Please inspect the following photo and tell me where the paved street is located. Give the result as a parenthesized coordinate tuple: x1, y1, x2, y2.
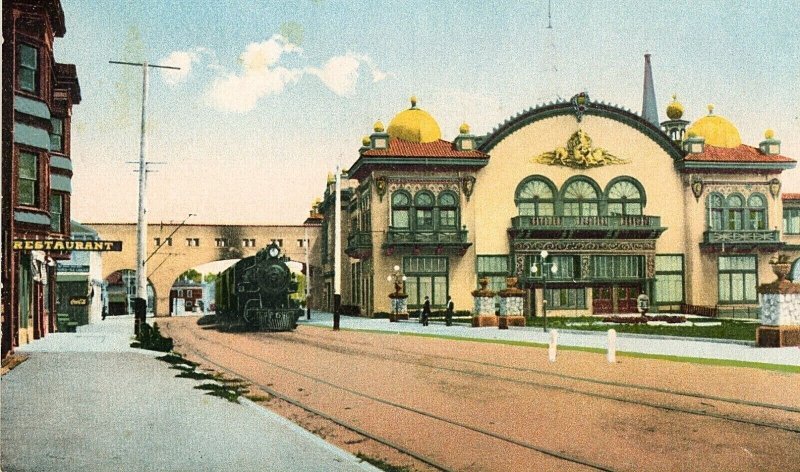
(1, 316, 378, 472)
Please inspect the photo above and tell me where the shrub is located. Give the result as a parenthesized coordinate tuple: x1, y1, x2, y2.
(602, 315, 686, 324)
(132, 322, 174, 352)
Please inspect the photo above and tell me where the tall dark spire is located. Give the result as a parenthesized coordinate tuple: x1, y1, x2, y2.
(642, 54, 659, 126)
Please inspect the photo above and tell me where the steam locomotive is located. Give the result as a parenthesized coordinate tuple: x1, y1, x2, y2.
(214, 242, 302, 331)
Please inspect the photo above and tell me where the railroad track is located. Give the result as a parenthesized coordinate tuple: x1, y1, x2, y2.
(277, 330, 800, 434)
(176, 327, 618, 472)
(165, 323, 799, 471)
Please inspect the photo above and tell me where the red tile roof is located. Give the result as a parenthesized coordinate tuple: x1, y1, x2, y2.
(361, 138, 488, 159)
(782, 193, 800, 201)
(684, 144, 795, 163)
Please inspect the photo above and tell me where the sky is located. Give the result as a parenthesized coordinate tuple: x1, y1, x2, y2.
(55, 0, 800, 225)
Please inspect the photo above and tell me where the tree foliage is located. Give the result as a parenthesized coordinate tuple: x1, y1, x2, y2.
(180, 269, 202, 283)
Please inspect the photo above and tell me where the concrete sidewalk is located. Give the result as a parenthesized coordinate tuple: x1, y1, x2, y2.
(2, 316, 379, 472)
(299, 312, 800, 367)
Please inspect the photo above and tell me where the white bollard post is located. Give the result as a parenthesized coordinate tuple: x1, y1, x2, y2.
(548, 329, 558, 363)
(607, 329, 617, 363)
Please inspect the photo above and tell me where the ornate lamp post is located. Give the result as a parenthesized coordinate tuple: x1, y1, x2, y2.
(387, 265, 408, 322)
(530, 250, 558, 333)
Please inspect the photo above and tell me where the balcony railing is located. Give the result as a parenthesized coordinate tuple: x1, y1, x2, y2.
(347, 231, 373, 248)
(511, 215, 661, 229)
(703, 230, 781, 244)
(385, 229, 468, 245)
(509, 214, 664, 239)
(345, 231, 373, 258)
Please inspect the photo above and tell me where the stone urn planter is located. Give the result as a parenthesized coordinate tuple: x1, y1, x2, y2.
(756, 255, 800, 347)
(471, 277, 497, 327)
(497, 276, 526, 329)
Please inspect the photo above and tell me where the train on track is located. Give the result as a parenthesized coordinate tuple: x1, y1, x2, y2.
(214, 242, 302, 331)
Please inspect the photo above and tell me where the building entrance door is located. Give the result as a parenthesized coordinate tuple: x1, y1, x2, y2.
(592, 286, 613, 314)
(617, 285, 641, 313)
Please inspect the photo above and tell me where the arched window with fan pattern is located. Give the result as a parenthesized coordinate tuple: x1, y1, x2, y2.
(561, 178, 600, 217)
(606, 178, 645, 216)
(515, 176, 556, 216)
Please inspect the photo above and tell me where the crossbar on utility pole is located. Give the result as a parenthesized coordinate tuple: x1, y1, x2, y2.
(109, 60, 180, 317)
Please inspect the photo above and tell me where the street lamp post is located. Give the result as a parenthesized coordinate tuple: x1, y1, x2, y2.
(530, 250, 558, 333)
(387, 265, 407, 322)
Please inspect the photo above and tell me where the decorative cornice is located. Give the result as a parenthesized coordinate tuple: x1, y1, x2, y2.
(348, 156, 489, 180)
(678, 161, 795, 172)
(512, 239, 657, 253)
(479, 100, 683, 161)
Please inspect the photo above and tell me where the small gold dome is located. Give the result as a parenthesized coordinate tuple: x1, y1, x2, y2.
(362, 135, 371, 146)
(765, 129, 775, 139)
(686, 108, 742, 148)
(387, 97, 442, 143)
(666, 94, 684, 120)
(326, 171, 334, 183)
(373, 120, 385, 132)
(459, 122, 470, 134)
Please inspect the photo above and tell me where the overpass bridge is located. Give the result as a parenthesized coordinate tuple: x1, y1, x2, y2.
(86, 223, 322, 316)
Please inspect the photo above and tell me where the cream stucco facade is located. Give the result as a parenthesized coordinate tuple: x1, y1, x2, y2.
(324, 93, 797, 319)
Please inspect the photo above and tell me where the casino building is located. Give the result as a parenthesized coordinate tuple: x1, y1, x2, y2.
(319, 55, 799, 319)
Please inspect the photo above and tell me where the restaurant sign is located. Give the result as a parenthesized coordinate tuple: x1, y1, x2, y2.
(13, 239, 122, 252)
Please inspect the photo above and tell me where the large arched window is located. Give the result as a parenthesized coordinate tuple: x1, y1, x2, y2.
(562, 179, 599, 216)
(438, 192, 458, 228)
(414, 191, 435, 230)
(606, 179, 644, 216)
(515, 177, 555, 216)
(391, 191, 411, 228)
(747, 193, 767, 230)
(726, 194, 745, 230)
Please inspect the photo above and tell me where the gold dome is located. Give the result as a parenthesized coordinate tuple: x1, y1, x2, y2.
(666, 94, 684, 120)
(387, 97, 442, 143)
(373, 120, 385, 133)
(459, 122, 470, 134)
(765, 129, 775, 139)
(686, 107, 742, 148)
(362, 135, 371, 146)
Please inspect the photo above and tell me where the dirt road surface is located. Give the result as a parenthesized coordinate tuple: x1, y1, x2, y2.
(159, 318, 800, 472)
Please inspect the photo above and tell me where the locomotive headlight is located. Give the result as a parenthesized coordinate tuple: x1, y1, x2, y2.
(269, 246, 279, 258)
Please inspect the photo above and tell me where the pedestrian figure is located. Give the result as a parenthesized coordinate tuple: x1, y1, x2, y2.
(102, 306, 107, 321)
(445, 296, 454, 326)
(421, 296, 431, 326)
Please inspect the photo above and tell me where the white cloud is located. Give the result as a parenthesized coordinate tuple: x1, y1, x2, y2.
(306, 54, 361, 96)
(307, 53, 388, 97)
(199, 35, 388, 112)
(159, 50, 201, 85)
(205, 35, 305, 112)
(208, 67, 303, 113)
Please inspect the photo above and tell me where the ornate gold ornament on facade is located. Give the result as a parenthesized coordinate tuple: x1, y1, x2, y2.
(769, 178, 781, 198)
(375, 176, 387, 201)
(462, 176, 476, 200)
(532, 129, 629, 168)
(691, 177, 704, 200)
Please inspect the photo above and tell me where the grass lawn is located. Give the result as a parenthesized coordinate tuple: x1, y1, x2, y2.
(525, 316, 759, 341)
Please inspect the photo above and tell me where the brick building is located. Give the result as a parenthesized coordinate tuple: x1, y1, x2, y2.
(2, 0, 81, 357)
